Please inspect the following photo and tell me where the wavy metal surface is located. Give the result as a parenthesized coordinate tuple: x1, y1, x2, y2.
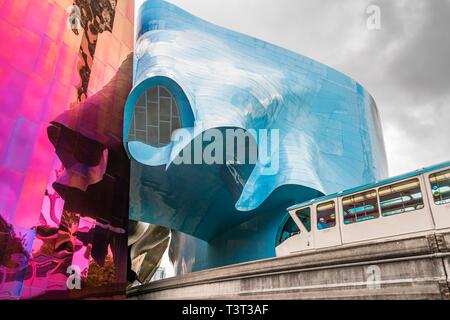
(126, 0, 388, 270)
(0, 0, 135, 299)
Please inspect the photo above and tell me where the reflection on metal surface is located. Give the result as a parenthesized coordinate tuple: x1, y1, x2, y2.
(128, 222, 170, 286)
(0, 0, 135, 299)
(128, 86, 181, 147)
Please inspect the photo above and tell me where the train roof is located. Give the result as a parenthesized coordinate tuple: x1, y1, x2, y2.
(287, 160, 450, 212)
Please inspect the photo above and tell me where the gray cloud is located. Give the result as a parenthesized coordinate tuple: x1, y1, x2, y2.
(162, 0, 450, 176)
(387, 0, 450, 101)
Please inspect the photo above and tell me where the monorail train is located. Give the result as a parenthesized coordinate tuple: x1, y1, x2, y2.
(276, 161, 450, 257)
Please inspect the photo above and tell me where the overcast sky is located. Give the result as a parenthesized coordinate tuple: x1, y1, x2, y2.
(136, 0, 450, 177)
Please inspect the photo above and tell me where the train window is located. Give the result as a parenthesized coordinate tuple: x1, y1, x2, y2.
(295, 207, 311, 232)
(277, 217, 300, 246)
(429, 169, 450, 205)
(379, 179, 424, 217)
(343, 190, 379, 224)
(317, 201, 336, 230)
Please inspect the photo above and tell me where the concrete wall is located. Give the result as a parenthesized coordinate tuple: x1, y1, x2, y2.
(128, 232, 450, 300)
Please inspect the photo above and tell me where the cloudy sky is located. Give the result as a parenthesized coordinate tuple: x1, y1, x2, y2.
(136, 0, 450, 176)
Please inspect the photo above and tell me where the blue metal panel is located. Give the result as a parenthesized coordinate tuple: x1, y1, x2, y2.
(125, 0, 388, 271)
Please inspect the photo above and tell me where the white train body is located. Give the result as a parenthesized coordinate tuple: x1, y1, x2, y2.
(276, 162, 450, 257)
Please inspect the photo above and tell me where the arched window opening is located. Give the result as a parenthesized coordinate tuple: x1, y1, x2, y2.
(128, 86, 181, 147)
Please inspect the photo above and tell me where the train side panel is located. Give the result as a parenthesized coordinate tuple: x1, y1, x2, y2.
(340, 175, 435, 245)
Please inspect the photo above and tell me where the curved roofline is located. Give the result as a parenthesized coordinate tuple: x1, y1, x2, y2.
(287, 160, 450, 212)
(138, 0, 376, 101)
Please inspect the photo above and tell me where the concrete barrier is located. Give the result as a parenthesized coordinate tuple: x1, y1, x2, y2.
(127, 232, 450, 300)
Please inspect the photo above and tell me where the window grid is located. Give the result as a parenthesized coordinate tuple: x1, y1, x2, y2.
(128, 86, 181, 147)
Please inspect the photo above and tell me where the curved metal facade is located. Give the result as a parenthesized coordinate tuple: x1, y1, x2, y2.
(126, 0, 388, 271)
(0, 0, 135, 299)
